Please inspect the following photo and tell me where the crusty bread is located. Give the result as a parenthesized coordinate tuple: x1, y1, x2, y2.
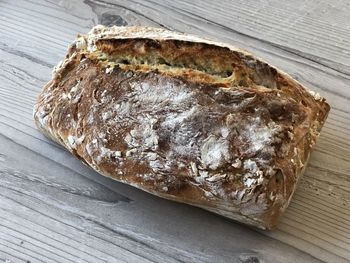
(33, 25, 330, 229)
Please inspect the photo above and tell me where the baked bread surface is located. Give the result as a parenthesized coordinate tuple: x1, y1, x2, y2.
(34, 25, 330, 229)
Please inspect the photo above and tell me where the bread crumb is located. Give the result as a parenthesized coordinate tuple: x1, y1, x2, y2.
(232, 159, 242, 168)
(105, 67, 114, 74)
(190, 162, 198, 176)
(126, 149, 137, 157)
(146, 152, 157, 161)
(199, 170, 209, 178)
(307, 89, 322, 101)
(243, 159, 259, 173)
(67, 135, 75, 149)
(244, 178, 255, 187)
(67, 135, 85, 149)
(206, 173, 226, 182)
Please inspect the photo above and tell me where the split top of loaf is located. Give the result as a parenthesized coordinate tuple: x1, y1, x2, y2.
(34, 26, 330, 229)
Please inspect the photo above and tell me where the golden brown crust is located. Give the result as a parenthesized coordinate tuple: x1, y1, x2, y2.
(33, 26, 330, 229)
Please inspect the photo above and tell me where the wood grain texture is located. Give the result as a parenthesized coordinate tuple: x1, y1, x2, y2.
(0, 0, 349, 262)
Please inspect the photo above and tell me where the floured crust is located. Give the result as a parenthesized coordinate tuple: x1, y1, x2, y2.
(33, 25, 330, 229)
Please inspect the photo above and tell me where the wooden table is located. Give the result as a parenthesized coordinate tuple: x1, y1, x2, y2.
(1, 1, 349, 262)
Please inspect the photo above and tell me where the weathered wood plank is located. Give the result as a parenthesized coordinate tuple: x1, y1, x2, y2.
(0, 0, 349, 262)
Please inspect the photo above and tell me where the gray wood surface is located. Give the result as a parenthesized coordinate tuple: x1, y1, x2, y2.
(0, 0, 349, 262)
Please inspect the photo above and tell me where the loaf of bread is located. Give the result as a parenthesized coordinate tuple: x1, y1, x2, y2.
(33, 25, 330, 229)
